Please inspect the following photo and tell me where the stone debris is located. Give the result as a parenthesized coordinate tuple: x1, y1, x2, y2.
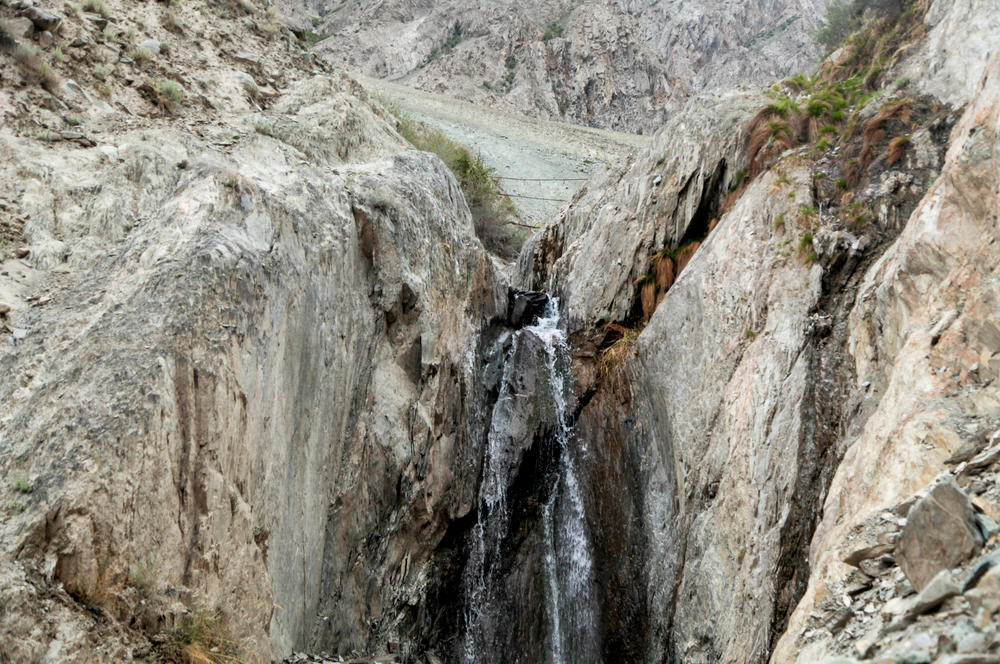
(20, 5, 60, 32)
(284, 654, 403, 664)
(802, 452, 1000, 662)
(907, 570, 959, 616)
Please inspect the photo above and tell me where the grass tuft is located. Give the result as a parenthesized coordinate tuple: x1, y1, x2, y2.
(598, 322, 644, 384)
(156, 78, 185, 107)
(82, 0, 110, 18)
(168, 608, 245, 664)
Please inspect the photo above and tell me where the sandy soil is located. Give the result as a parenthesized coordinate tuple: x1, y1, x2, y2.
(353, 74, 651, 226)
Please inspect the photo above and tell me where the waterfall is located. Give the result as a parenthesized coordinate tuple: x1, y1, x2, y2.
(462, 298, 602, 664)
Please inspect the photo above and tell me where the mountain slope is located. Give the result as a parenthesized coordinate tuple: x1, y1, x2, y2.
(303, 0, 829, 133)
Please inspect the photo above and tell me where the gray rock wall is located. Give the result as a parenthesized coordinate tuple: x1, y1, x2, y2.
(0, 76, 508, 662)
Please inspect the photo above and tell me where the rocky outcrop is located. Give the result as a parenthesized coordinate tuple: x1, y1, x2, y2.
(774, 46, 1000, 662)
(307, 0, 827, 133)
(517, 88, 760, 340)
(512, 1, 1000, 662)
(0, 73, 509, 662)
(901, 0, 1000, 108)
(4, 0, 1000, 663)
(627, 0, 829, 89)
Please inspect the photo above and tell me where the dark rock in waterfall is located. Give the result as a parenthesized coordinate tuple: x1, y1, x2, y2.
(508, 289, 549, 328)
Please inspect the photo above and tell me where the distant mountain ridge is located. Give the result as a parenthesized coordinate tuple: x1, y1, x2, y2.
(285, 0, 831, 133)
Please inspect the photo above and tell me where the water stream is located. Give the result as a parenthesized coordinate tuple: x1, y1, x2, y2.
(462, 299, 602, 664)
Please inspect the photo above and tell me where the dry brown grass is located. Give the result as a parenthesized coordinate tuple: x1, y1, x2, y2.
(887, 134, 910, 166)
(169, 608, 246, 664)
(652, 253, 676, 293)
(673, 241, 701, 275)
(12, 43, 61, 91)
(634, 274, 657, 321)
(859, 98, 912, 167)
(745, 109, 805, 178)
(598, 322, 644, 384)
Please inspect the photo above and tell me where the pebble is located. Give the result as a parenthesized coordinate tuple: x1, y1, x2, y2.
(139, 38, 161, 55)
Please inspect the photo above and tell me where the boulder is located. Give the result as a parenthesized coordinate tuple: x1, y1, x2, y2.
(21, 6, 60, 33)
(507, 289, 548, 328)
(5, 16, 35, 38)
(897, 475, 983, 590)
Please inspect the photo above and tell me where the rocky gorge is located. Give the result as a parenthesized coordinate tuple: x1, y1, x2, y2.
(2, 0, 1000, 663)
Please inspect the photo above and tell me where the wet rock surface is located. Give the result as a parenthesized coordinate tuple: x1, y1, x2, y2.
(514, 2, 1000, 663)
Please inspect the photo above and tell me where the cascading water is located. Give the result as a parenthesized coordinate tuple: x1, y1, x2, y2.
(462, 298, 602, 664)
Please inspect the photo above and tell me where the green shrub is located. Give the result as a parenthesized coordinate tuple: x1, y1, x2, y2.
(130, 46, 154, 65)
(305, 30, 329, 44)
(395, 116, 523, 259)
(156, 78, 184, 106)
(542, 21, 564, 41)
(12, 44, 60, 90)
(799, 232, 818, 262)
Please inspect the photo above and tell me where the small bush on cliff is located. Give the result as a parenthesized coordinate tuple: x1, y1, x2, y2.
(542, 21, 564, 41)
(156, 78, 185, 106)
(10, 43, 61, 91)
(394, 114, 525, 260)
(167, 607, 244, 664)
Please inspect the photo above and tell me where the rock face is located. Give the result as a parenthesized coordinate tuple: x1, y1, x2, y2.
(0, 74, 509, 661)
(901, 0, 1000, 107)
(513, 1, 1000, 662)
(616, 0, 830, 93)
(307, 0, 828, 133)
(775, 43, 1000, 661)
(517, 88, 760, 339)
(4, 0, 1000, 662)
